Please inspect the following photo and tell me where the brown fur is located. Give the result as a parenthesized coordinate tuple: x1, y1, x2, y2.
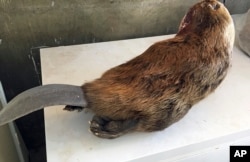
(65, 0, 235, 138)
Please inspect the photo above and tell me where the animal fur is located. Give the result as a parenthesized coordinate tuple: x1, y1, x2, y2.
(65, 0, 235, 139)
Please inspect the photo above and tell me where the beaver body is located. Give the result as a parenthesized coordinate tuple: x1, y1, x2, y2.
(65, 0, 235, 138)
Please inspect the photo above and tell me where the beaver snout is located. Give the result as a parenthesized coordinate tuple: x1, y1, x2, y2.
(203, 0, 221, 10)
(208, 3, 220, 10)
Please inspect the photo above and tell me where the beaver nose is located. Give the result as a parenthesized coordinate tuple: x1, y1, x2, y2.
(208, 2, 220, 10)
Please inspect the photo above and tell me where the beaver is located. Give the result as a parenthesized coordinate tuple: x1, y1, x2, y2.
(0, 0, 235, 139)
(65, 0, 235, 138)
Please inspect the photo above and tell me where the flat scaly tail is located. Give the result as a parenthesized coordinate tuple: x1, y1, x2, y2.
(0, 84, 87, 126)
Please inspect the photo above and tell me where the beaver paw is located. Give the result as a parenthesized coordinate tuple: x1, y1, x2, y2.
(89, 116, 138, 139)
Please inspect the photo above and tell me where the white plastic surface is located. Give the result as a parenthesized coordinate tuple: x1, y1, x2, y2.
(41, 33, 250, 162)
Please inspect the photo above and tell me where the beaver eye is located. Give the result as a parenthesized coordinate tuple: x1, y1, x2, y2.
(208, 3, 220, 10)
